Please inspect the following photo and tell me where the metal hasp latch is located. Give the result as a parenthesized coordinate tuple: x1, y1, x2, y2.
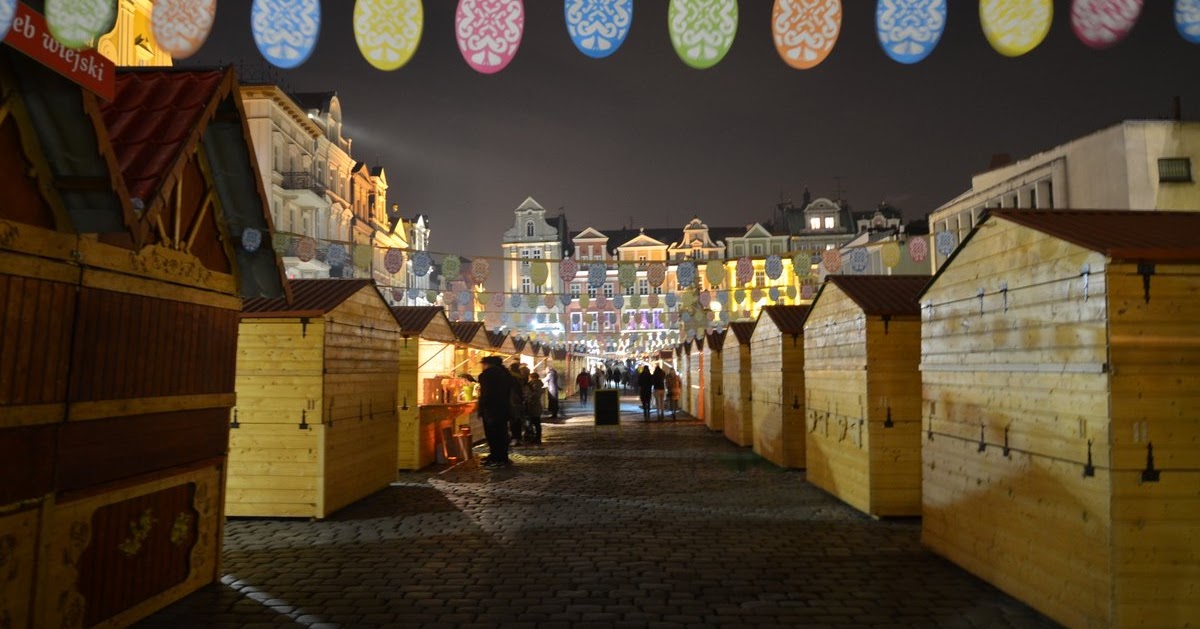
(1138, 262, 1156, 304)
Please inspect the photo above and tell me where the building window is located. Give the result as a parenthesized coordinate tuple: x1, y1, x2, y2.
(652, 310, 663, 329)
(520, 248, 530, 270)
(752, 244, 763, 256)
(521, 277, 531, 293)
(570, 312, 582, 332)
(755, 271, 766, 288)
(526, 221, 535, 237)
(1159, 158, 1193, 182)
(589, 316, 598, 332)
(639, 279, 649, 295)
(653, 285, 662, 295)
(571, 283, 581, 298)
(824, 216, 835, 229)
(588, 285, 597, 299)
(603, 283, 614, 298)
(625, 285, 634, 295)
(809, 217, 820, 230)
(603, 311, 615, 330)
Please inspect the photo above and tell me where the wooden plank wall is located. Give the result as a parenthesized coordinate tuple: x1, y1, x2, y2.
(721, 337, 752, 447)
(227, 319, 325, 518)
(688, 347, 704, 421)
(396, 338, 421, 470)
(321, 292, 401, 517)
(804, 288, 871, 514)
(751, 321, 806, 468)
(920, 220, 1114, 628)
(703, 345, 723, 431)
(1106, 263, 1200, 628)
(864, 317, 922, 515)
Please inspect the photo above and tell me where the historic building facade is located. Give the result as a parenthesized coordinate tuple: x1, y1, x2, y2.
(96, 0, 173, 67)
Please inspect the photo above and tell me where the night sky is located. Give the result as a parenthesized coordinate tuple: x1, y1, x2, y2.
(184, 1, 1200, 263)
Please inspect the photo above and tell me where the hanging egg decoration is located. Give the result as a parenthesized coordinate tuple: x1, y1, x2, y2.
(579, 293, 590, 309)
(151, 0, 217, 59)
(428, 290, 439, 304)
(764, 254, 783, 280)
(241, 228, 262, 253)
(735, 257, 753, 285)
(699, 291, 712, 308)
(849, 247, 870, 273)
(613, 294, 625, 309)
(354, 0, 423, 70)
(456, 0, 524, 74)
(715, 291, 727, 306)
(560, 293, 573, 307)
(296, 237, 317, 262)
(252, 0, 321, 69)
(822, 249, 842, 273)
(412, 251, 432, 276)
(526, 293, 539, 308)
(751, 288, 763, 303)
(733, 289, 745, 305)
(492, 292, 505, 308)
(442, 255, 462, 280)
(630, 293, 641, 309)
(769, 287, 780, 302)
(409, 287, 422, 301)
(0, 0, 15, 45)
(668, 0, 738, 70)
(544, 293, 556, 308)
(45, 0, 117, 49)
(801, 284, 814, 300)
(476, 290, 488, 305)
(588, 262, 607, 288)
(648, 293, 659, 308)
(876, 0, 946, 64)
(786, 286, 797, 300)
(530, 259, 548, 287)
(459, 290, 472, 306)
(1070, 0, 1142, 49)
(980, 0, 1052, 57)
(566, 0, 632, 58)
(595, 294, 608, 309)
(935, 230, 958, 257)
(384, 249, 406, 274)
(792, 252, 811, 278)
(881, 241, 901, 269)
(510, 293, 522, 308)
(559, 256, 579, 283)
(1178, 0, 1200, 43)
(677, 261, 697, 288)
(647, 262, 666, 287)
(908, 235, 929, 262)
(471, 258, 490, 284)
(706, 259, 725, 286)
(617, 263, 635, 290)
(772, 0, 841, 70)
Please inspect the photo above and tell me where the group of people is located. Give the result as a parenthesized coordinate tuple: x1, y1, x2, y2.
(635, 364, 682, 420)
(477, 358, 561, 468)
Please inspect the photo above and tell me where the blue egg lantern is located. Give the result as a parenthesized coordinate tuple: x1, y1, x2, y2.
(0, 0, 16, 44)
(510, 293, 522, 308)
(613, 294, 624, 309)
(876, 0, 946, 64)
(1178, 0, 1200, 43)
(407, 287, 420, 300)
(559, 293, 573, 307)
(665, 293, 677, 308)
(252, 0, 321, 69)
(565, 0, 632, 59)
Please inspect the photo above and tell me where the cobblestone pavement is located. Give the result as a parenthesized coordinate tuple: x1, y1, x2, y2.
(138, 395, 1058, 628)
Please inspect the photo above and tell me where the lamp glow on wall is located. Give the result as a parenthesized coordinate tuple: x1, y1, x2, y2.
(252, 0, 321, 69)
(456, 0, 524, 74)
(669, 0, 738, 69)
(876, 0, 945, 64)
(45, 0, 116, 49)
(773, 0, 841, 70)
(980, 0, 1052, 57)
(354, 0, 423, 70)
(566, 0, 631, 59)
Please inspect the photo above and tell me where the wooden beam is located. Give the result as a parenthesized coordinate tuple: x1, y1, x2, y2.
(173, 178, 182, 249)
(184, 189, 214, 254)
(53, 176, 114, 192)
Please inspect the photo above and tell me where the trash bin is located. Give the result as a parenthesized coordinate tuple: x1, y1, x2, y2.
(594, 388, 619, 426)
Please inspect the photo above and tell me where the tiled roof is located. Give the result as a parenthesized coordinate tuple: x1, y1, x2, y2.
(694, 336, 705, 351)
(990, 210, 1200, 262)
(512, 337, 528, 352)
(100, 69, 228, 206)
(729, 321, 757, 345)
(449, 321, 485, 344)
(243, 279, 373, 316)
(389, 306, 445, 334)
(824, 275, 927, 316)
(759, 306, 810, 334)
(552, 348, 567, 360)
(570, 225, 750, 249)
(706, 329, 726, 352)
(485, 330, 509, 348)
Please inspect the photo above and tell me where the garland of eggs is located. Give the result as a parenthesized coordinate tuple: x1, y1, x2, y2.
(1180, 0, 1200, 43)
(151, 0, 217, 59)
(456, 0, 524, 74)
(252, 0, 321, 69)
(354, 0, 424, 70)
(566, 0, 632, 59)
(45, 0, 116, 50)
(669, 0, 738, 70)
(0, 0, 14, 44)
(773, 0, 841, 70)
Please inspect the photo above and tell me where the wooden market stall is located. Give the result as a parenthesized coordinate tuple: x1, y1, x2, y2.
(803, 275, 925, 517)
(750, 306, 811, 468)
(703, 330, 726, 431)
(677, 341, 692, 416)
(687, 338, 705, 420)
(391, 306, 461, 470)
(231, 279, 401, 518)
(0, 58, 285, 628)
(721, 322, 757, 447)
(920, 210, 1200, 628)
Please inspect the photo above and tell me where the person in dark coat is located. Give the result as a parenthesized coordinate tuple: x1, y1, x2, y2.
(478, 356, 515, 467)
(576, 369, 591, 404)
(544, 366, 560, 419)
(652, 365, 667, 420)
(637, 365, 654, 421)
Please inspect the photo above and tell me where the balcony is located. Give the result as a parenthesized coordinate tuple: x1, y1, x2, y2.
(280, 171, 326, 197)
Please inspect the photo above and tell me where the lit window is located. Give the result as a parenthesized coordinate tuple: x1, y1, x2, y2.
(1159, 158, 1193, 183)
(521, 277, 531, 293)
(824, 216, 835, 229)
(571, 283, 581, 298)
(809, 217, 820, 230)
(752, 244, 763, 255)
(570, 313, 582, 332)
(588, 285, 597, 299)
(604, 283, 614, 298)
(639, 279, 649, 295)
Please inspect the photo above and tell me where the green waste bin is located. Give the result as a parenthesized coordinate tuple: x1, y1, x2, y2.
(594, 389, 619, 426)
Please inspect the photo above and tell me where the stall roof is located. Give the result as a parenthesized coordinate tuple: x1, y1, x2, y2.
(552, 348, 567, 360)
(821, 276, 927, 317)
(390, 306, 445, 334)
(729, 321, 757, 345)
(242, 279, 374, 317)
(449, 321, 486, 345)
(989, 209, 1200, 262)
(758, 305, 811, 334)
(706, 329, 726, 352)
(694, 336, 705, 351)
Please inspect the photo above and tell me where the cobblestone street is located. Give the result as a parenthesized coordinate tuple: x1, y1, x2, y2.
(138, 397, 1058, 628)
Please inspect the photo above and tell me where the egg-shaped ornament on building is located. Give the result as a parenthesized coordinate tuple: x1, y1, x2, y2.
(772, 0, 841, 70)
(456, 0, 525, 74)
(45, 0, 117, 49)
(1070, 0, 1142, 49)
(822, 249, 842, 273)
(1178, 0, 1200, 43)
(566, 0, 632, 58)
(705, 259, 725, 286)
(471, 258, 489, 284)
(588, 262, 607, 288)
(0, 0, 16, 44)
(980, 0, 1052, 57)
(876, 0, 946, 64)
(252, 0, 322, 69)
(152, 0, 217, 59)
(559, 256, 578, 283)
(530, 259, 549, 287)
(647, 262, 666, 288)
(354, 0, 423, 70)
(668, 0, 738, 69)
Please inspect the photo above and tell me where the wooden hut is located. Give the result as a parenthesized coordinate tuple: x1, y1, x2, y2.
(0, 58, 284, 628)
(391, 306, 458, 470)
(231, 279, 401, 518)
(803, 275, 925, 517)
(750, 306, 811, 468)
(703, 330, 726, 431)
(721, 322, 757, 446)
(920, 210, 1200, 628)
(687, 337, 705, 421)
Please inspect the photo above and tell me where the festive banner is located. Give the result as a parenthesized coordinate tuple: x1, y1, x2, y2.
(588, 262, 606, 288)
(669, 0, 738, 70)
(45, 0, 116, 49)
(530, 259, 548, 286)
(705, 259, 725, 286)
(881, 241, 901, 268)
(980, 0, 1052, 57)
(735, 256, 752, 285)
(252, 0, 321, 69)
(1071, 0, 1142, 49)
(908, 235, 929, 262)
(566, 0, 631, 58)
(876, 0, 945, 64)
(152, 0, 216, 59)
(354, 0, 423, 71)
(1179, 0, 1200, 43)
(773, 0, 841, 70)
(456, 0, 524, 74)
(677, 260, 696, 287)
(822, 249, 842, 273)
(647, 261, 666, 287)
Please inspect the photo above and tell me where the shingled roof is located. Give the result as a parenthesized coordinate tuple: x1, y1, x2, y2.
(728, 321, 757, 345)
(706, 329, 726, 352)
(989, 209, 1200, 262)
(449, 321, 485, 344)
(758, 306, 810, 334)
(822, 276, 927, 317)
(242, 279, 374, 317)
(389, 306, 445, 334)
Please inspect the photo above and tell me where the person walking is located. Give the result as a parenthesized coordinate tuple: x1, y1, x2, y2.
(666, 367, 682, 420)
(544, 366, 560, 419)
(637, 365, 654, 421)
(593, 365, 605, 390)
(510, 364, 527, 446)
(478, 356, 515, 467)
(525, 371, 544, 443)
(576, 368, 591, 404)
(652, 364, 667, 420)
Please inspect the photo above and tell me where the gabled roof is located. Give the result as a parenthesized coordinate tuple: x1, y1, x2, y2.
(552, 348, 567, 360)
(574, 227, 607, 240)
(449, 321, 485, 344)
(515, 196, 544, 212)
(990, 209, 1200, 262)
(821, 275, 927, 317)
(694, 336, 705, 351)
(736, 223, 776, 239)
(728, 321, 757, 345)
(389, 306, 445, 334)
(485, 329, 509, 348)
(758, 305, 811, 334)
(706, 329, 726, 352)
(512, 336, 528, 352)
(243, 279, 374, 317)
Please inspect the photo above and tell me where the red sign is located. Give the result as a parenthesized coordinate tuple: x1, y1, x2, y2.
(3, 2, 115, 101)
